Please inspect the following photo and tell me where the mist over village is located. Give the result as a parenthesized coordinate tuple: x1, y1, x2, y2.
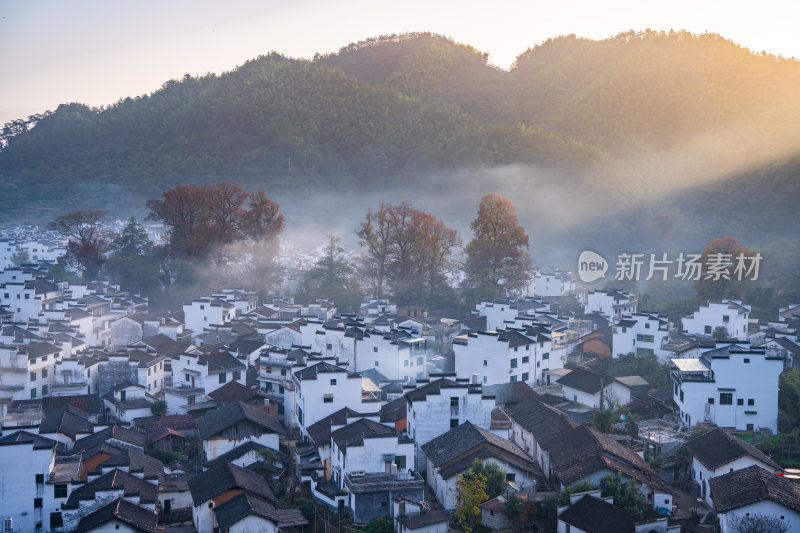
(2, 3, 800, 533)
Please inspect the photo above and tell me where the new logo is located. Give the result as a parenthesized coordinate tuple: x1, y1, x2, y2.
(577, 250, 608, 283)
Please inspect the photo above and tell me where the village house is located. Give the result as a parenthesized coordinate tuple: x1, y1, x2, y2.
(682, 300, 750, 340)
(103, 382, 153, 423)
(684, 427, 782, 505)
(612, 312, 672, 361)
(532, 268, 575, 297)
(182, 297, 236, 338)
(405, 377, 494, 468)
(710, 465, 800, 533)
(670, 342, 782, 432)
(197, 400, 284, 461)
(357, 328, 428, 382)
(421, 421, 543, 510)
(555, 367, 633, 409)
(556, 490, 671, 533)
(584, 290, 637, 322)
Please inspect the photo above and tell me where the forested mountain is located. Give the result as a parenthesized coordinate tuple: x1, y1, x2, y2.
(1, 30, 799, 252)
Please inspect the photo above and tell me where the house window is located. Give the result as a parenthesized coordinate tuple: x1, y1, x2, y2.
(326, 343, 332, 350)
(522, 356, 529, 364)
(31, 389, 37, 399)
(510, 376, 518, 382)
(510, 359, 517, 369)
(54, 484, 67, 498)
(707, 397, 714, 405)
(720, 393, 733, 405)
(723, 315, 730, 322)
(514, 347, 518, 352)
(636, 334, 654, 343)
(483, 360, 487, 366)
(505, 473, 516, 482)
(705, 326, 712, 334)
(373, 347, 378, 352)
(219, 373, 227, 384)
(522, 372, 529, 381)
(374, 361, 379, 367)
(3, 519, 11, 532)
(748, 399, 755, 406)
(188, 395, 195, 405)
(395, 456, 406, 469)
(737, 398, 744, 406)
(148, 368, 151, 376)
(542, 352, 549, 360)
(645, 323, 650, 329)
(679, 390, 684, 402)
(233, 371, 241, 381)
(450, 419, 458, 428)
(526, 345, 530, 351)
(185, 373, 190, 382)
(34, 497, 42, 508)
(744, 358, 750, 363)
(404, 360, 409, 367)
(30, 371, 36, 382)
(50, 513, 63, 529)
(35, 474, 44, 484)
(330, 379, 337, 385)
(323, 394, 333, 403)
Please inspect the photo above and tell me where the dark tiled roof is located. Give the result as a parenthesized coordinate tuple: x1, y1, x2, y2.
(504, 397, 580, 448)
(215, 492, 308, 529)
(481, 382, 539, 405)
(556, 367, 615, 395)
(331, 418, 397, 452)
(39, 406, 94, 439)
(404, 378, 481, 403)
(42, 394, 104, 416)
(188, 460, 275, 505)
(306, 407, 364, 446)
(396, 510, 451, 529)
(66, 469, 159, 507)
(207, 381, 267, 404)
(205, 441, 270, 467)
(198, 401, 285, 440)
(710, 465, 800, 513)
(421, 421, 531, 470)
(98, 448, 164, 478)
(380, 397, 407, 423)
(75, 498, 157, 533)
(139, 334, 173, 350)
(498, 329, 535, 348)
(198, 351, 246, 372)
(558, 494, 638, 533)
(294, 361, 357, 380)
(20, 340, 61, 359)
(359, 368, 390, 384)
(70, 425, 146, 455)
(0, 430, 60, 450)
(685, 428, 781, 471)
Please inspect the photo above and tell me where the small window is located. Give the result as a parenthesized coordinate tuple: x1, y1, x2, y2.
(737, 398, 744, 406)
(522, 356, 529, 363)
(705, 325, 712, 334)
(30, 371, 36, 382)
(330, 378, 337, 385)
(707, 397, 714, 405)
(748, 399, 755, 406)
(233, 371, 241, 381)
(510, 376, 518, 382)
(451, 397, 459, 407)
(326, 343, 332, 350)
(35, 474, 44, 484)
(510, 359, 517, 369)
(483, 360, 488, 366)
(50, 513, 63, 529)
(514, 346, 518, 352)
(42, 384, 47, 396)
(404, 360, 408, 367)
(323, 394, 333, 403)
(219, 373, 227, 384)
(450, 419, 458, 428)
(373, 347, 378, 352)
(720, 393, 733, 405)
(34, 497, 42, 508)
(522, 372, 529, 381)
(374, 361, 379, 367)
(744, 358, 750, 363)
(542, 352, 549, 360)
(54, 484, 67, 498)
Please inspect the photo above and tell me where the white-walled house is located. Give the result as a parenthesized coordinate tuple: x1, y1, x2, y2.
(671, 343, 782, 432)
(682, 300, 750, 341)
(555, 367, 632, 409)
(182, 297, 236, 337)
(293, 361, 369, 435)
(613, 313, 672, 362)
(684, 428, 781, 505)
(357, 329, 428, 382)
(0, 431, 59, 533)
(170, 350, 246, 396)
(103, 383, 153, 423)
(198, 401, 284, 461)
(421, 422, 542, 510)
(405, 377, 494, 467)
(710, 465, 800, 533)
(532, 268, 575, 297)
(454, 327, 557, 386)
(584, 290, 637, 322)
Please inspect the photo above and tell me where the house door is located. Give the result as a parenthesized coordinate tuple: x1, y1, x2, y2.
(385, 461, 392, 474)
(164, 499, 171, 514)
(702, 480, 706, 500)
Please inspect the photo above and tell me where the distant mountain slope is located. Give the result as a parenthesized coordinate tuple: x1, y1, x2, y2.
(1, 30, 799, 241)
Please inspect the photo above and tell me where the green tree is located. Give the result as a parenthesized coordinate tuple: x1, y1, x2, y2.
(363, 517, 394, 533)
(10, 250, 29, 266)
(464, 194, 532, 302)
(553, 481, 596, 508)
(713, 326, 730, 340)
(470, 459, 506, 499)
(104, 255, 161, 295)
(599, 472, 647, 515)
(455, 471, 488, 533)
(150, 400, 167, 416)
(591, 408, 617, 433)
(296, 235, 363, 312)
(779, 368, 800, 429)
(503, 494, 523, 526)
(113, 217, 153, 257)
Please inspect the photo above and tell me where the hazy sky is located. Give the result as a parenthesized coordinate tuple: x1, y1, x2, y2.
(2, 0, 799, 125)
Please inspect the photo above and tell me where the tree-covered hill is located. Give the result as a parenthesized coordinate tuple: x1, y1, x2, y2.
(1, 30, 799, 238)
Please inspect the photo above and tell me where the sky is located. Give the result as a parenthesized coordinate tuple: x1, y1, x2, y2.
(1, 0, 799, 126)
